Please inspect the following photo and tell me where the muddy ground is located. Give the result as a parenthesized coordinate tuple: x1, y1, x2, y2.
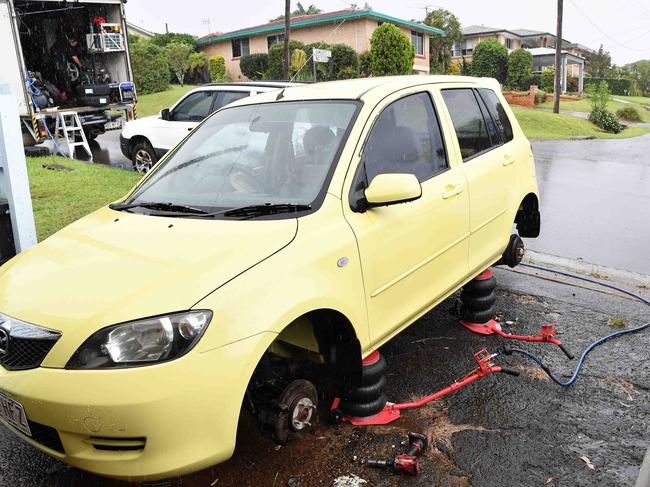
(1, 267, 648, 486)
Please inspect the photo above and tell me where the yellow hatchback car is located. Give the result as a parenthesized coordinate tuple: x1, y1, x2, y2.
(0, 76, 540, 480)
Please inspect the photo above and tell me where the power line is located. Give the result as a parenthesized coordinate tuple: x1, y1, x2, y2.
(567, 0, 648, 51)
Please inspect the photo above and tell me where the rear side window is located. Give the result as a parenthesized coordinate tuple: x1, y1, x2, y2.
(212, 91, 250, 113)
(362, 92, 447, 183)
(441, 89, 491, 160)
(478, 88, 514, 142)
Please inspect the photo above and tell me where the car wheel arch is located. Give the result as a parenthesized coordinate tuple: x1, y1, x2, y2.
(263, 309, 363, 387)
(515, 192, 541, 238)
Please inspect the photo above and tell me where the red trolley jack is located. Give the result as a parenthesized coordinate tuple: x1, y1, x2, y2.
(331, 349, 519, 426)
(460, 321, 575, 360)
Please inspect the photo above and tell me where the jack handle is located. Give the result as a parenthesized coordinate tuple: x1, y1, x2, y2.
(493, 323, 575, 360)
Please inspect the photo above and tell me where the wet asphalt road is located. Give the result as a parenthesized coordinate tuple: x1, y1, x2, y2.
(524, 133, 650, 275)
(85, 130, 650, 275)
(1, 268, 648, 486)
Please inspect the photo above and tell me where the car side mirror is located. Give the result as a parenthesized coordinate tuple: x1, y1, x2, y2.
(160, 108, 170, 121)
(364, 173, 422, 208)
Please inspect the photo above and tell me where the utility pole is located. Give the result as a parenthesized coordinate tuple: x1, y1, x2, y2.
(553, 0, 563, 114)
(283, 0, 291, 80)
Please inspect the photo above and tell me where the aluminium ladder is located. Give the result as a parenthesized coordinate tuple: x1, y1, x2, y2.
(54, 111, 92, 160)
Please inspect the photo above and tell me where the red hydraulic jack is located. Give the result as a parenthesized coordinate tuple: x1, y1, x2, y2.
(331, 349, 519, 426)
(459, 269, 574, 360)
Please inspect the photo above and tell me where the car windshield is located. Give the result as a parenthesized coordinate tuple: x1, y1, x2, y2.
(126, 100, 359, 214)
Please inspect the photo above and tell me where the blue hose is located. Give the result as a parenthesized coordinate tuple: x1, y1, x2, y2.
(497, 262, 650, 387)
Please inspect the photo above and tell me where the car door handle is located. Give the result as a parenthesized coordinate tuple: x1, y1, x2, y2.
(188, 127, 193, 131)
(442, 184, 464, 200)
(502, 154, 514, 166)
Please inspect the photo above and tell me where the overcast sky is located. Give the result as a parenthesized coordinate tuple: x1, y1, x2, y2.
(125, 0, 650, 65)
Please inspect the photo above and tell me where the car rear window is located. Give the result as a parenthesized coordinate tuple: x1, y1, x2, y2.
(441, 88, 492, 161)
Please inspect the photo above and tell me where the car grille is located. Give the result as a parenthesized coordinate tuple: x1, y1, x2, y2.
(0, 318, 61, 371)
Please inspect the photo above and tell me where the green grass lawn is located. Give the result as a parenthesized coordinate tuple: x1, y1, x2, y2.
(136, 85, 198, 117)
(28, 156, 142, 241)
(511, 106, 650, 140)
(616, 95, 650, 106)
(537, 96, 650, 122)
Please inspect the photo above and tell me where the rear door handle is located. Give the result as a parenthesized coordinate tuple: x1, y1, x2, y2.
(442, 184, 464, 200)
(502, 154, 514, 166)
(188, 127, 193, 131)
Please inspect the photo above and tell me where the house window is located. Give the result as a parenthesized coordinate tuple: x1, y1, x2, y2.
(231, 38, 250, 58)
(411, 31, 424, 55)
(267, 34, 285, 49)
(505, 38, 513, 49)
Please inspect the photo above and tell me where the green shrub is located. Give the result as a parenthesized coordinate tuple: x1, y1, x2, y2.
(541, 69, 555, 92)
(130, 40, 169, 94)
(369, 23, 415, 76)
(589, 107, 622, 133)
(586, 80, 611, 112)
(534, 90, 547, 105)
(330, 43, 359, 80)
(187, 52, 209, 83)
(447, 63, 461, 75)
(208, 55, 226, 82)
(470, 39, 508, 83)
(460, 57, 471, 76)
(267, 40, 305, 79)
(359, 51, 371, 77)
(165, 42, 193, 85)
(616, 106, 642, 121)
(240, 53, 268, 80)
(150, 32, 196, 50)
(522, 74, 543, 89)
(507, 48, 533, 90)
(584, 77, 637, 96)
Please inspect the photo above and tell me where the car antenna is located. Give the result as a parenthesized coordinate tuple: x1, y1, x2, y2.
(276, 88, 285, 100)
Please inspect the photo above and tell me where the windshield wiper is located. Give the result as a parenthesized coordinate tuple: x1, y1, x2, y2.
(222, 203, 312, 218)
(109, 201, 209, 215)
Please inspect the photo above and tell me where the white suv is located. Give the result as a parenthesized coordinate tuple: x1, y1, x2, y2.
(120, 82, 296, 172)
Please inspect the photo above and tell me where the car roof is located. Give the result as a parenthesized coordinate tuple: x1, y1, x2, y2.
(227, 75, 501, 106)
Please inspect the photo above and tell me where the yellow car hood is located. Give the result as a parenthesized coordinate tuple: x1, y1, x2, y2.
(0, 207, 297, 335)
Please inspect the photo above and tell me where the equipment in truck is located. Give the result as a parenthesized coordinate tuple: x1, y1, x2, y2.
(0, 0, 136, 151)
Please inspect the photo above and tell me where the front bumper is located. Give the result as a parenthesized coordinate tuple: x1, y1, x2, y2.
(0, 332, 274, 481)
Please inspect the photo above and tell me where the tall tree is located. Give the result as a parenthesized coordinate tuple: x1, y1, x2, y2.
(271, 2, 322, 21)
(589, 44, 612, 78)
(630, 60, 650, 95)
(423, 8, 461, 74)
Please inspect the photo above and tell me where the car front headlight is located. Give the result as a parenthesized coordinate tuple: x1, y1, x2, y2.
(66, 311, 212, 369)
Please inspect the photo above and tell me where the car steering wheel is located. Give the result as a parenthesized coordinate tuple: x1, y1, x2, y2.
(220, 163, 266, 193)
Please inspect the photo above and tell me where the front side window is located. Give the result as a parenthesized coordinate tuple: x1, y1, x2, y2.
(411, 31, 424, 55)
(231, 38, 250, 58)
(128, 101, 359, 213)
(477, 88, 514, 142)
(441, 88, 491, 160)
(172, 91, 216, 122)
(362, 92, 447, 183)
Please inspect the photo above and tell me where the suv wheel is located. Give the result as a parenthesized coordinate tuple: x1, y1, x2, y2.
(132, 141, 158, 173)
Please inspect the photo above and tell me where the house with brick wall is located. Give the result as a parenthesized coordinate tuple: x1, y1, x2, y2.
(196, 9, 443, 80)
(451, 25, 593, 91)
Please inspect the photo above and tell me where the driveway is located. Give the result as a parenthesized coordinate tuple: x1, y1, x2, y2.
(0, 268, 648, 486)
(527, 134, 650, 274)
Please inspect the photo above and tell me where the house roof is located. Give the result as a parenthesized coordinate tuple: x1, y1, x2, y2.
(511, 28, 555, 38)
(196, 9, 444, 47)
(462, 25, 509, 36)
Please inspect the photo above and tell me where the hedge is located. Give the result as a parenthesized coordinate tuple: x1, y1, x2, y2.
(267, 40, 305, 80)
(583, 78, 637, 96)
(471, 39, 508, 83)
(369, 23, 415, 76)
(130, 41, 170, 94)
(240, 53, 268, 80)
(208, 55, 226, 82)
(329, 43, 359, 80)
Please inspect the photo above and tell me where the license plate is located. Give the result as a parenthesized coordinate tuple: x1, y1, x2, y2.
(105, 119, 123, 130)
(0, 392, 31, 437)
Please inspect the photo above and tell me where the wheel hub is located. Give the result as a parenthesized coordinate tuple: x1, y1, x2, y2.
(291, 397, 315, 431)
